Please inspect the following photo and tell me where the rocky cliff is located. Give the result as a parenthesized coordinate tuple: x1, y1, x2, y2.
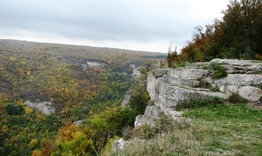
(135, 59, 262, 127)
(113, 59, 262, 153)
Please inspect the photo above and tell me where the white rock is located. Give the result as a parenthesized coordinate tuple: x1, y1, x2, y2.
(214, 74, 262, 87)
(147, 73, 157, 101)
(86, 61, 105, 67)
(112, 138, 130, 153)
(239, 86, 262, 101)
(134, 59, 262, 134)
(73, 120, 84, 126)
(24, 100, 55, 115)
(134, 115, 155, 127)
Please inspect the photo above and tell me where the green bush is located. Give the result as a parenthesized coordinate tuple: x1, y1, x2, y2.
(176, 96, 225, 109)
(209, 85, 220, 92)
(6, 104, 25, 116)
(210, 63, 228, 79)
(128, 83, 150, 115)
(228, 93, 248, 104)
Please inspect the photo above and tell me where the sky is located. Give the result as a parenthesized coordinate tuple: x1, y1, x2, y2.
(0, 0, 229, 53)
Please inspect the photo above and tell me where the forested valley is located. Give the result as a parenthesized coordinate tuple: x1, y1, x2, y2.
(0, 40, 163, 155)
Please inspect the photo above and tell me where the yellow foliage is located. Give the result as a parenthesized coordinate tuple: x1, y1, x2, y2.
(65, 88, 70, 95)
(29, 139, 38, 148)
(26, 71, 31, 76)
(18, 68, 24, 77)
(32, 150, 42, 156)
(18, 99, 24, 104)
(1, 125, 9, 135)
(25, 107, 33, 114)
(56, 123, 77, 145)
(9, 56, 16, 61)
(1, 118, 8, 124)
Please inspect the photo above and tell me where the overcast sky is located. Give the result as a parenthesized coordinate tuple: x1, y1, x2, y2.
(0, 0, 229, 52)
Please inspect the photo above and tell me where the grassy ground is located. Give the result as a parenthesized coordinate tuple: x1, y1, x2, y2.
(183, 103, 262, 156)
(117, 103, 262, 156)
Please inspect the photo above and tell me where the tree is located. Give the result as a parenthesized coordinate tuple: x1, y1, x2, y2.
(6, 104, 25, 116)
(220, 0, 262, 59)
(176, 0, 262, 63)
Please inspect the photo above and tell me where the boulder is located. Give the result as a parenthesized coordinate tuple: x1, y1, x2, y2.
(134, 105, 163, 128)
(238, 86, 262, 101)
(112, 138, 130, 153)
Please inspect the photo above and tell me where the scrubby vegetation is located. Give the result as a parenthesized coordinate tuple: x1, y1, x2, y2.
(167, 0, 262, 66)
(176, 96, 225, 109)
(209, 62, 228, 79)
(117, 99, 262, 156)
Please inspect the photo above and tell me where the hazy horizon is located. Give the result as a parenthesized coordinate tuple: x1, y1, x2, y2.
(0, 0, 229, 53)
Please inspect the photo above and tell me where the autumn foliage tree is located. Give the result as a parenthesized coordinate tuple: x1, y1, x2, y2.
(168, 0, 262, 65)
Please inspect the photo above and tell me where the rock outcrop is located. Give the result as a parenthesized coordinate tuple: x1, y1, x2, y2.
(112, 59, 262, 153)
(135, 59, 262, 127)
(130, 64, 141, 79)
(24, 100, 55, 115)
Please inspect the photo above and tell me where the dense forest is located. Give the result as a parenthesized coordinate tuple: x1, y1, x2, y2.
(167, 0, 262, 67)
(0, 40, 161, 155)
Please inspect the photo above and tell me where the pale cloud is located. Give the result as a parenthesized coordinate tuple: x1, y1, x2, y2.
(0, 0, 229, 52)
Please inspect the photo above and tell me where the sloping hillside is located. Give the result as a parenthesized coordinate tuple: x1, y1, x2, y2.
(0, 39, 164, 155)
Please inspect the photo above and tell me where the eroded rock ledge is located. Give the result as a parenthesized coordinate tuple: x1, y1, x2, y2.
(113, 59, 262, 153)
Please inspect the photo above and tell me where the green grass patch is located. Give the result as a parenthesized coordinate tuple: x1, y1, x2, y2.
(115, 103, 262, 155)
(176, 96, 225, 109)
(255, 70, 262, 74)
(182, 103, 262, 155)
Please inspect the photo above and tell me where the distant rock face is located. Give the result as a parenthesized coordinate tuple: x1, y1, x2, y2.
(81, 61, 106, 70)
(86, 61, 106, 67)
(135, 59, 262, 128)
(121, 90, 131, 107)
(24, 100, 55, 115)
(130, 64, 141, 79)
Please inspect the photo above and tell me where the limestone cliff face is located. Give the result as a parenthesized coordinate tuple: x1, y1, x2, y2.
(113, 59, 262, 153)
(135, 59, 262, 127)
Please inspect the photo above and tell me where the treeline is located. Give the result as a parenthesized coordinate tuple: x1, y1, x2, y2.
(168, 0, 262, 67)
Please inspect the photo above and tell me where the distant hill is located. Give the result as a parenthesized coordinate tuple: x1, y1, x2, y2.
(0, 39, 166, 101)
(0, 39, 166, 72)
(0, 39, 166, 155)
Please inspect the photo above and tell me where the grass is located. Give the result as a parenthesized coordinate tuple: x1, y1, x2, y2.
(114, 103, 262, 156)
(182, 103, 262, 155)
